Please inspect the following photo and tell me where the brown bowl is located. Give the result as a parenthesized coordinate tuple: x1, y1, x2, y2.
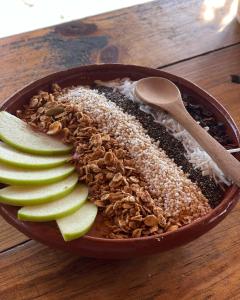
(0, 64, 239, 259)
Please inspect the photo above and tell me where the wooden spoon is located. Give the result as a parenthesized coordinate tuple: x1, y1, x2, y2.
(135, 77, 240, 186)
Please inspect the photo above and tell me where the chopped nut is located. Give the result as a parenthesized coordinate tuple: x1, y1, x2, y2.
(47, 121, 62, 135)
(105, 204, 114, 216)
(158, 214, 167, 227)
(94, 173, 104, 181)
(52, 83, 61, 92)
(29, 97, 39, 108)
(101, 194, 110, 201)
(129, 176, 139, 183)
(149, 225, 159, 233)
(132, 228, 142, 238)
(115, 148, 126, 159)
(63, 127, 71, 138)
(167, 225, 179, 232)
(90, 133, 102, 146)
(112, 173, 123, 183)
(131, 215, 143, 222)
(128, 221, 138, 229)
(37, 107, 45, 114)
(122, 203, 132, 209)
(94, 200, 106, 207)
(144, 215, 159, 227)
(45, 105, 65, 116)
(104, 151, 115, 164)
(101, 134, 111, 142)
(88, 163, 101, 173)
(106, 172, 114, 180)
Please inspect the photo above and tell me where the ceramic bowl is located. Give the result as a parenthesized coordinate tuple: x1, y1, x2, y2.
(0, 64, 239, 259)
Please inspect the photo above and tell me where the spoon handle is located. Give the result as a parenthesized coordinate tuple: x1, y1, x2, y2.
(169, 104, 240, 185)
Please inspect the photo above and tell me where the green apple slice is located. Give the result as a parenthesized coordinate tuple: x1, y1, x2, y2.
(56, 202, 97, 241)
(0, 111, 72, 155)
(18, 184, 88, 221)
(0, 162, 74, 185)
(0, 173, 78, 206)
(0, 141, 70, 169)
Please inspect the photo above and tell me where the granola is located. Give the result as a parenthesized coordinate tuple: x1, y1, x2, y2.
(18, 84, 211, 238)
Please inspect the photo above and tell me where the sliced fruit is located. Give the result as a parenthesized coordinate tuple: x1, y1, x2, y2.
(0, 141, 70, 169)
(0, 162, 74, 185)
(0, 111, 72, 155)
(18, 184, 88, 221)
(0, 173, 78, 206)
(56, 202, 97, 241)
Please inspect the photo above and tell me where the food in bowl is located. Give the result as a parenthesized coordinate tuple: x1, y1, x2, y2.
(0, 77, 232, 241)
(0, 111, 97, 241)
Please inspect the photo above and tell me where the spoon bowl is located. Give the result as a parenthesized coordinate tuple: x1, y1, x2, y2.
(135, 77, 183, 108)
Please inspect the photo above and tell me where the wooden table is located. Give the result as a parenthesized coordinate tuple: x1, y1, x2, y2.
(1, 1, 240, 299)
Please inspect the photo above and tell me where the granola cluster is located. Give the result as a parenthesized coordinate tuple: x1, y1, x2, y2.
(18, 84, 211, 239)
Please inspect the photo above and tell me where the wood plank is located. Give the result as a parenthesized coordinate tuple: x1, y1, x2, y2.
(0, 217, 28, 252)
(0, 0, 239, 101)
(1, 204, 240, 300)
(162, 44, 240, 125)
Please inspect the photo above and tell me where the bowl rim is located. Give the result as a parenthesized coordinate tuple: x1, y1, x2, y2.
(0, 63, 239, 244)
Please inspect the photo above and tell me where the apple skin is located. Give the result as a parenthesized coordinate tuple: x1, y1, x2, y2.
(56, 202, 98, 241)
(18, 204, 81, 222)
(0, 155, 70, 169)
(17, 185, 88, 221)
(0, 111, 72, 155)
(0, 163, 75, 186)
(0, 142, 70, 169)
(61, 225, 93, 242)
(0, 173, 79, 206)
(0, 133, 72, 155)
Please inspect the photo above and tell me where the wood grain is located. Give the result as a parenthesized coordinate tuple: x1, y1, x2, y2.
(1, 203, 240, 300)
(0, 217, 28, 252)
(0, 0, 239, 101)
